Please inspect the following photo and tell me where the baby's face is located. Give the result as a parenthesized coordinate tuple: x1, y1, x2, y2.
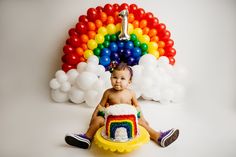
(110, 69, 131, 91)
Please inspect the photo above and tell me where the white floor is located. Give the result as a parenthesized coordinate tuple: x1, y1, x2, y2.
(1, 0, 236, 157)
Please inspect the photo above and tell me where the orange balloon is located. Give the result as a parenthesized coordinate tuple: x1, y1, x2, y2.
(158, 41, 165, 48)
(76, 47, 84, 56)
(80, 34, 89, 43)
(107, 16, 114, 24)
(99, 12, 107, 23)
(148, 28, 157, 37)
(158, 48, 165, 56)
(95, 19, 103, 29)
(87, 31, 96, 39)
(128, 13, 135, 23)
(140, 19, 147, 28)
(113, 11, 121, 24)
(79, 57, 86, 62)
(150, 36, 159, 42)
(132, 20, 139, 28)
(142, 27, 150, 35)
(81, 43, 88, 51)
(87, 22, 96, 31)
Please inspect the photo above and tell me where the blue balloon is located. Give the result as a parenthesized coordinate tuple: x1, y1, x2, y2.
(101, 48, 111, 56)
(125, 41, 134, 50)
(131, 47, 142, 58)
(99, 56, 111, 67)
(109, 42, 118, 52)
(127, 57, 136, 66)
(111, 52, 119, 60)
(117, 48, 125, 56)
(123, 49, 132, 58)
(117, 41, 125, 48)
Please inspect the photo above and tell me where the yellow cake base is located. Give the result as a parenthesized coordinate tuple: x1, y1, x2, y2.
(94, 125, 150, 153)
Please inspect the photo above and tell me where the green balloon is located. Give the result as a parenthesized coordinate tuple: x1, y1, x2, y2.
(93, 48, 101, 56)
(98, 44, 104, 50)
(142, 51, 148, 55)
(130, 34, 137, 42)
(103, 41, 110, 48)
(104, 34, 110, 41)
(134, 40, 141, 47)
(140, 43, 148, 52)
(110, 34, 117, 42)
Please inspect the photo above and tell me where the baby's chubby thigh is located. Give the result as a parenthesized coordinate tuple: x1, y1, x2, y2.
(89, 115, 105, 127)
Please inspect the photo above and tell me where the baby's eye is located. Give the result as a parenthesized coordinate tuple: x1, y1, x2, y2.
(113, 76, 117, 79)
(121, 78, 125, 80)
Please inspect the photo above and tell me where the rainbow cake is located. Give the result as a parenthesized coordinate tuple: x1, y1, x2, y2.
(102, 104, 139, 142)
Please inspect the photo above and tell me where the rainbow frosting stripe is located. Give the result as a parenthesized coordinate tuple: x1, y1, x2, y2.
(106, 115, 138, 139)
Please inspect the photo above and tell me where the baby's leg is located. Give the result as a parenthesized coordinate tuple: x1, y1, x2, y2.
(138, 118, 160, 141)
(85, 116, 105, 139)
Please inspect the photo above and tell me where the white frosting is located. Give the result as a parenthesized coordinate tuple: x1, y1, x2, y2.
(105, 104, 137, 116)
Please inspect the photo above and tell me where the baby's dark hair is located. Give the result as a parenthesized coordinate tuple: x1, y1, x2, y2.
(113, 62, 133, 80)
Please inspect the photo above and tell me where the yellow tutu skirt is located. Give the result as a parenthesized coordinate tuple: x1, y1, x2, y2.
(94, 125, 150, 153)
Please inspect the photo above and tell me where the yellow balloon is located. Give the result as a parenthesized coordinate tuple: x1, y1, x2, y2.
(115, 23, 121, 33)
(139, 35, 150, 44)
(106, 24, 116, 34)
(128, 23, 134, 34)
(95, 34, 104, 44)
(87, 39, 97, 50)
(148, 42, 158, 52)
(98, 27, 108, 36)
(133, 28, 143, 38)
(149, 50, 159, 59)
(84, 50, 94, 59)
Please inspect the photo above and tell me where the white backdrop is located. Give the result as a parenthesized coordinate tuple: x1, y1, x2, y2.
(0, 0, 236, 157)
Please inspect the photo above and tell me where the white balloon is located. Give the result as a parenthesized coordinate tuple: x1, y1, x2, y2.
(92, 79, 105, 92)
(157, 56, 169, 66)
(77, 62, 87, 73)
(85, 90, 100, 107)
(139, 77, 153, 92)
(69, 87, 85, 104)
(96, 65, 106, 77)
(60, 82, 71, 92)
(67, 69, 79, 84)
(138, 54, 157, 68)
(51, 89, 68, 102)
(85, 63, 98, 74)
(55, 71, 68, 83)
(76, 72, 98, 90)
(87, 55, 99, 65)
(49, 78, 61, 89)
(160, 88, 174, 104)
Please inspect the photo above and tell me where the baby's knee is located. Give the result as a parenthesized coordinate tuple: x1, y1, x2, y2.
(92, 116, 105, 126)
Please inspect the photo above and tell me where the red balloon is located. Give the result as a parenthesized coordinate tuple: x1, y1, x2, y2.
(144, 12, 154, 22)
(119, 3, 129, 12)
(96, 6, 103, 13)
(165, 39, 174, 47)
(62, 63, 75, 72)
(113, 3, 120, 11)
(157, 23, 166, 33)
(63, 45, 74, 54)
(87, 8, 98, 21)
(75, 22, 87, 34)
(160, 30, 171, 41)
(62, 53, 79, 65)
(148, 17, 159, 28)
(129, 4, 138, 13)
(78, 15, 88, 23)
(68, 36, 80, 48)
(103, 4, 113, 16)
(134, 8, 145, 20)
(68, 28, 78, 36)
(168, 57, 175, 65)
(165, 47, 176, 57)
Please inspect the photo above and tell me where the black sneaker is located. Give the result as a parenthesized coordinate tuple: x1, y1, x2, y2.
(157, 128, 179, 147)
(65, 133, 91, 149)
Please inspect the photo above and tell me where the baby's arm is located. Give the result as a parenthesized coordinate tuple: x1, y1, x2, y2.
(90, 89, 109, 120)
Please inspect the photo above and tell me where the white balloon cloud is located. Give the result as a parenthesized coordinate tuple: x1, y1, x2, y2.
(49, 54, 187, 106)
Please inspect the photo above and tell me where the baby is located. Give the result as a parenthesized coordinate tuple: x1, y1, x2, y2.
(65, 63, 179, 149)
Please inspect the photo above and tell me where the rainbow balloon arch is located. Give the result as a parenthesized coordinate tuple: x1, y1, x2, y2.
(61, 3, 176, 72)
